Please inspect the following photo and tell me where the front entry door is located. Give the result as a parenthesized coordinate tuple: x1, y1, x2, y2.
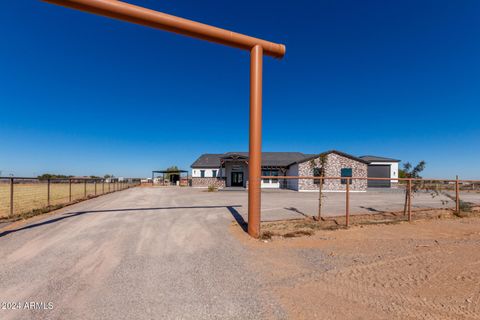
(231, 172, 244, 187)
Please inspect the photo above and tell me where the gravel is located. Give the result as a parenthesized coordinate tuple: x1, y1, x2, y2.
(0, 187, 284, 320)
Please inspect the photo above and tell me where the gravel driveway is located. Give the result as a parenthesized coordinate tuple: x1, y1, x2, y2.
(0, 187, 284, 320)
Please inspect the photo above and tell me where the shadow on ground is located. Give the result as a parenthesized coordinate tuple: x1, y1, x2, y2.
(0, 205, 244, 238)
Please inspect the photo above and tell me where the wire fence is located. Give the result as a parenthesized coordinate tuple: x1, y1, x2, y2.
(261, 176, 480, 228)
(0, 177, 141, 220)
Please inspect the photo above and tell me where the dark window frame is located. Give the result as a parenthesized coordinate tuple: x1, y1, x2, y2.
(212, 170, 217, 178)
(313, 167, 325, 185)
(340, 168, 353, 185)
(262, 169, 279, 183)
(200, 170, 205, 178)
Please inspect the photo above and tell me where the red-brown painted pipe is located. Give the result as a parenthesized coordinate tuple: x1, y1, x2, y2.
(248, 45, 263, 238)
(42, 0, 286, 58)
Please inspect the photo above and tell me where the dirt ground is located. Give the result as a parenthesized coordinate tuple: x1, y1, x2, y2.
(233, 216, 480, 320)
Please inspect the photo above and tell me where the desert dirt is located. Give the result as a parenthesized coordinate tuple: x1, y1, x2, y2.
(232, 215, 480, 320)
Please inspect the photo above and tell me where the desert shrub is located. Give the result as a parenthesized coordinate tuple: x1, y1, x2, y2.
(207, 185, 217, 192)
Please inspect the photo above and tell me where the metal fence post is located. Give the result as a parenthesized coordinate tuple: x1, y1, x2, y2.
(84, 179, 87, 198)
(47, 178, 51, 207)
(317, 177, 323, 220)
(102, 180, 105, 194)
(69, 178, 72, 202)
(94, 180, 97, 195)
(10, 178, 14, 217)
(346, 177, 350, 227)
(407, 179, 412, 221)
(455, 175, 460, 212)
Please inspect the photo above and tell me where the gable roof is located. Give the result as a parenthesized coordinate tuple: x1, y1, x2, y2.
(191, 154, 224, 168)
(292, 150, 370, 165)
(359, 155, 400, 163)
(191, 152, 310, 168)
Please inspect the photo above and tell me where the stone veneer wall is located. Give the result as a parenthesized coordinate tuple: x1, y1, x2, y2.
(191, 177, 226, 188)
(298, 153, 367, 191)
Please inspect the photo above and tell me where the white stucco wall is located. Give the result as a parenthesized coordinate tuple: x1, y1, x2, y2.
(286, 164, 299, 190)
(191, 168, 222, 178)
(369, 162, 399, 182)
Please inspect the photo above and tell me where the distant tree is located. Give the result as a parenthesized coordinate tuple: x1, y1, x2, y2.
(165, 166, 180, 180)
(401, 161, 426, 179)
(104, 174, 114, 179)
(37, 173, 71, 180)
(90, 175, 101, 179)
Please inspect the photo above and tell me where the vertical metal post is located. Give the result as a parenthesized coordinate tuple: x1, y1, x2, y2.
(47, 179, 51, 207)
(455, 175, 460, 212)
(407, 179, 412, 221)
(69, 178, 72, 202)
(10, 178, 14, 217)
(102, 180, 105, 194)
(84, 179, 87, 198)
(94, 180, 97, 195)
(345, 177, 350, 227)
(318, 177, 323, 220)
(247, 44, 263, 238)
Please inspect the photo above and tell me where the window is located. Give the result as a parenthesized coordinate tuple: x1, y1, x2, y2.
(262, 170, 279, 183)
(313, 167, 324, 185)
(341, 168, 353, 184)
(200, 170, 205, 178)
(212, 170, 217, 178)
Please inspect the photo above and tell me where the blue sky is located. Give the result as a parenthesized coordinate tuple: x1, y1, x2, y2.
(1, 0, 479, 178)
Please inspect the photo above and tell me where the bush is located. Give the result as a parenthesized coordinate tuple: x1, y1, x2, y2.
(207, 185, 217, 192)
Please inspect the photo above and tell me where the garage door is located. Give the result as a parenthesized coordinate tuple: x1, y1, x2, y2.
(368, 165, 391, 187)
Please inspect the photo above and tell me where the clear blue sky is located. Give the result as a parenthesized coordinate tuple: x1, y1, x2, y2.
(1, 0, 479, 178)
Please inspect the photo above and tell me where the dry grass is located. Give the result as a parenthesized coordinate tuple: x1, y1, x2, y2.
(260, 206, 480, 239)
(0, 182, 129, 219)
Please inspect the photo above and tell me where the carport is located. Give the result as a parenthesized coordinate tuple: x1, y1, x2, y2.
(152, 170, 189, 186)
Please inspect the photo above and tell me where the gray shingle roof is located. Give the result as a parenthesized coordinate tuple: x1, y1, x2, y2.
(359, 155, 400, 163)
(191, 150, 377, 168)
(191, 152, 310, 168)
(191, 154, 225, 168)
(292, 150, 370, 165)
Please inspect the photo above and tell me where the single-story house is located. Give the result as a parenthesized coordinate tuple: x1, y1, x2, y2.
(359, 155, 400, 188)
(191, 150, 400, 192)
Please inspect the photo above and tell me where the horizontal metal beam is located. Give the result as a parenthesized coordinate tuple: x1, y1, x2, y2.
(42, 0, 286, 58)
(263, 176, 480, 183)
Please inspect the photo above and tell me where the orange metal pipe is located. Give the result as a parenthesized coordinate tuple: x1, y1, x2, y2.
(268, 176, 477, 183)
(455, 175, 460, 212)
(42, 0, 286, 58)
(345, 177, 350, 227)
(248, 45, 263, 238)
(407, 179, 412, 221)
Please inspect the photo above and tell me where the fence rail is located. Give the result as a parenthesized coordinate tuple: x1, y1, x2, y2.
(261, 176, 480, 227)
(0, 177, 141, 219)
